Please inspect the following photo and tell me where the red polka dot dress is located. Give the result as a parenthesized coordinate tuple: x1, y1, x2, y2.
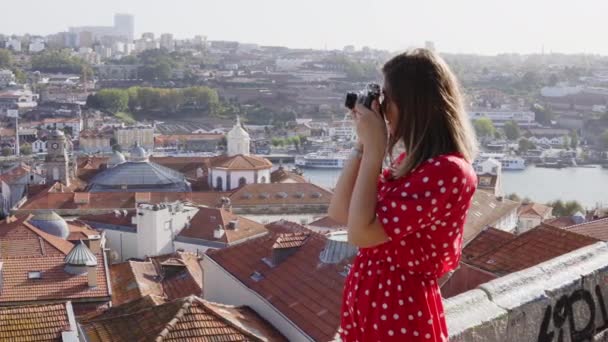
(340, 152, 477, 342)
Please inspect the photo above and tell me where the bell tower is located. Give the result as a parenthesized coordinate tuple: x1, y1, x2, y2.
(45, 129, 71, 186)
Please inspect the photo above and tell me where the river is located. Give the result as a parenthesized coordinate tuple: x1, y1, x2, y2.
(297, 165, 608, 209)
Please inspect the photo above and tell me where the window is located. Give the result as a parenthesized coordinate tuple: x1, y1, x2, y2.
(238, 177, 247, 187)
(260, 176, 266, 183)
(28, 271, 42, 279)
(216, 176, 223, 190)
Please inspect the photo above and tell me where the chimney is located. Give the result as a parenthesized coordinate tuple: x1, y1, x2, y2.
(87, 266, 97, 288)
(271, 232, 309, 265)
(85, 237, 102, 254)
(213, 225, 225, 239)
(227, 219, 238, 230)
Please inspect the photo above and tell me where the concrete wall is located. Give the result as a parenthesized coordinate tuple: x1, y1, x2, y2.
(103, 229, 137, 263)
(203, 257, 314, 342)
(444, 241, 608, 342)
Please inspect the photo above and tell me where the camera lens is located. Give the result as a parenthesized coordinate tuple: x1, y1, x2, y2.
(345, 92, 357, 110)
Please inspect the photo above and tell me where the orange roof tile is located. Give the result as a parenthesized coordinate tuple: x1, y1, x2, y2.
(0, 302, 74, 342)
(518, 202, 552, 218)
(308, 216, 345, 229)
(270, 167, 307, 183)
(210, 154, 273, 170)
(179, 207, 267, 245)
(463, 191, 520, 244)
(110, 252, 203, 306)
(0, 216, 110, 306)
(440, 263, 498, 299)
(82, 296, 286, 342)
(462, 227, 516, 262)
(465, 224, 599, 276)
(207, 221, 353, 342)
(564, 217, 608, 241)
(229, 183, 332, 206)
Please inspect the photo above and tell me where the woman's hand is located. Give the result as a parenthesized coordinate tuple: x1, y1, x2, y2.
(353, 100, 387, 156)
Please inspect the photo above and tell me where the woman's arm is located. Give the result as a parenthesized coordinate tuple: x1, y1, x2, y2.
(327, 143, 362, 225)
(347, 146, 389, 247)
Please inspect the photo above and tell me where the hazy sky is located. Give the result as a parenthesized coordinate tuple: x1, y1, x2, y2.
(2, 0, 607, 55)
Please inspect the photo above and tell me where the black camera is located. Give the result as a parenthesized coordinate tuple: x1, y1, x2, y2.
(345, 83, 381, 110)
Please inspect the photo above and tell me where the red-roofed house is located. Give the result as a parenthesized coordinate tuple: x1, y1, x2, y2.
(203, 221, 357, 341)
(517, 202, 553, 233)
(0, 301, 82, 341)
(0, 215, 111, 316)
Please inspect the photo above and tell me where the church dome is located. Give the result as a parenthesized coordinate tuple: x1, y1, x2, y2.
(226, 116, 250, 139)
(50, 129, 65, 138)
(108, 150, 126, 168)
(129, 142, 149, 162)
(29, 211, 70, 239)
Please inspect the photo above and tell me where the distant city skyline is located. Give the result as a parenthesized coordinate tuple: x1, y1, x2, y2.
(2, 0, 608, 55)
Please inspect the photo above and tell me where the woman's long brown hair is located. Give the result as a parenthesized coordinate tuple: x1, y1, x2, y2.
(382, 49, 478, 178)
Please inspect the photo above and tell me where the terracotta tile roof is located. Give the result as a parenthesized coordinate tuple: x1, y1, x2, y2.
(270, 167, 307, 183)
(465, 224, 600, 276)
(0, 302, 75, 341)
(78, 211, 136, 228)
(79, 295, 167, 323)
(19, 191, 224, 212)
(518, 202, 553, 218)
(0, 164, 31, 184)
(210, 154, 273, 171)
(179, 207, 267, 245)
(564, 218, 608, 241)
(110, 260, 164, 306)
(462, 227, 516, 262)
(440, 263, 498, 299)
(110, 252, 203, 306)
(82, 295, 286, 342)
(229, 183, 332, 206)
(0, 216, 110, 305)
(545, 216, 579, 228)
(207, 222, 353, 342)
(67, 221, 102, 241)
(308, 216, 346, 229)
(463, 191, 520, 244)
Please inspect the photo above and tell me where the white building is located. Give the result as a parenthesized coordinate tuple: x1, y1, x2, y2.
(208, 116, 273, 191)
(32, 139, 47, 154)
(82, 201, 268, 262)
(469, 109, 535, 127)
(517, 203, 554, 234)
(6, 39, 21, 52)
(328, 120, 356, 141)
(29, 39, 45, 53)
(0, 69, 15, 88)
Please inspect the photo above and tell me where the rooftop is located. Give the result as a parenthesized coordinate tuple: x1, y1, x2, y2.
(0, 302, 76, 342)
(207, 221, 354, 342)
(464, 224, 599, 276)
(81, 295, 286, 341)
(110, 251, 203, 306)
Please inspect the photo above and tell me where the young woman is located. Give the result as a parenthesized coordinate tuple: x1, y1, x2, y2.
(328, 49, 478, 341)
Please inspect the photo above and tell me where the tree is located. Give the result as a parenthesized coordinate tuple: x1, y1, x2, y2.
(0, 49, 12, 68)
(506, 193, 520, 202)
(503, 120, 521, 141)
(93, 89, 129, 113)
(1, 147, 12, 156)
(562, 135, 570, 150)
(601, 130, 608, 149)
(20, 144, 32, 155)
(547, 199, 584, 217)
(531, 104, 554, 126)
(570, 131, 579, 149)
(518, 138, 536, 153)
(473, 118, 495, 139)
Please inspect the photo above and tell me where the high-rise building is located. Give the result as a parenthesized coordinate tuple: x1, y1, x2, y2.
(114, 13, 134, 41)
(142, 32, 155, 40)
(160, 33, 174, 51)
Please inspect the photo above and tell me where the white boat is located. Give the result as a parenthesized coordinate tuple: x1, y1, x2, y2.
(474, 152, 526, 170)
(295, 150, 350, 169)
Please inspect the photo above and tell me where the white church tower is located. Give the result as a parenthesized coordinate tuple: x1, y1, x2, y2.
(226, 116, 250, 156)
